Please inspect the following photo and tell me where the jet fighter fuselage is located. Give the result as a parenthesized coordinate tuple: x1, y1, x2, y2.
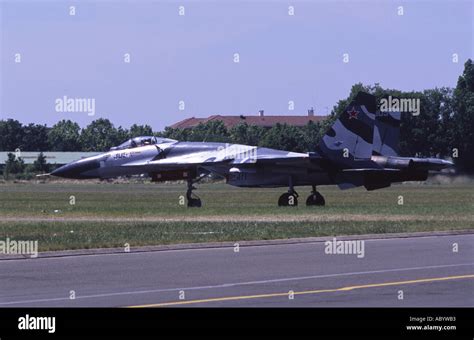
(51, 92, 453, 207)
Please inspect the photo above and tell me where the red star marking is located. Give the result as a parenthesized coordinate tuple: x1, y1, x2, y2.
(347, 107, 358, 119)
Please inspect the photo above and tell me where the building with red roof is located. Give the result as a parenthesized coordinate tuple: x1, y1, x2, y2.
(169, 109, 327, 129)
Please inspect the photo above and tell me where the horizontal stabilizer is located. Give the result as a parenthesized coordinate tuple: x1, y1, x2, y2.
(35, 173, 51, 177)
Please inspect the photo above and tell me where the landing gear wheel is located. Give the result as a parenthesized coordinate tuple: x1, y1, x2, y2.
(187, 197, 202, 207)
(278, 193, 298, 206)
(306, 191, 325, 206)
(186, 178, 203, 208)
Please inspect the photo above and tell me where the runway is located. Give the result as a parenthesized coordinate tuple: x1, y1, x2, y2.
(0, 233, 473, 307)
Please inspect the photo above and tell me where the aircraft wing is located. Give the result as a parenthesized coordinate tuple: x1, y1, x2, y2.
(123, 145, 311, 170)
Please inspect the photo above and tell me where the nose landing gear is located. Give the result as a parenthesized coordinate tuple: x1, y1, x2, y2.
(186, 178, 202, 207)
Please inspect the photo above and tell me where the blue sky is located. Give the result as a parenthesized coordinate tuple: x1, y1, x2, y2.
(1, 0, 472, 131)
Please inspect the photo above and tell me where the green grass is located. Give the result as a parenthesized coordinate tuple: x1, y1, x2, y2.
(0, 181, 472, 251)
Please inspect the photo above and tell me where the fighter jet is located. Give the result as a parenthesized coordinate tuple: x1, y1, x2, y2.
(51, 92, 453, 207)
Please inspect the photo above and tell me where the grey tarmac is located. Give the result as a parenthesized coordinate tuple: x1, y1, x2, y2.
(0, 233, 472, 307)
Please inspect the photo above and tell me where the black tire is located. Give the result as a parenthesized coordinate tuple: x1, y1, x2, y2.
(306, 192, 325, 206)
(278, 193, 298, 207)
(187, 198, 202, 207)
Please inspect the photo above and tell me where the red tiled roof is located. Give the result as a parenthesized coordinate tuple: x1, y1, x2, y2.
(169, 115, 327, 129)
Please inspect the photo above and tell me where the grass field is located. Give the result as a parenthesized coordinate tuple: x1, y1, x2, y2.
(0, 181, 473, 251)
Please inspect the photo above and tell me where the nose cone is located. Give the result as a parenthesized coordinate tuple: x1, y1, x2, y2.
(51, 159, 100, 179)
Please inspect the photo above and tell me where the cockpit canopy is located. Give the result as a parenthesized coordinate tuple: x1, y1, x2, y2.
(110, 136, 177, 151)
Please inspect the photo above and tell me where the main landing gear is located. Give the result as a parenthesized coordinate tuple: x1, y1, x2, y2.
(278, 190, 299, 206)
(278, 176, 299, 206)
(186, 178, 202, 207)
(278, 180, 325, 207)
(305, 185, 325, 206)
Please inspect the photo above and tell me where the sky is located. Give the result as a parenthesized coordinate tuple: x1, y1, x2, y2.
(0, 0, 472, 131)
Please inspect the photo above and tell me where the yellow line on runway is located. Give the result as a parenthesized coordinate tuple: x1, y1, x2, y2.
(128, 274, 474, 308)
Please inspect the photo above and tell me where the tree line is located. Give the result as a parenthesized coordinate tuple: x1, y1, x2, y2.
(1, 59, 473, 173)
(0, 119, 155, 153)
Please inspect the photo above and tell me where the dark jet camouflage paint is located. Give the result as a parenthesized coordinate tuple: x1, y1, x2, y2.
(51, 92, 453, 205)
